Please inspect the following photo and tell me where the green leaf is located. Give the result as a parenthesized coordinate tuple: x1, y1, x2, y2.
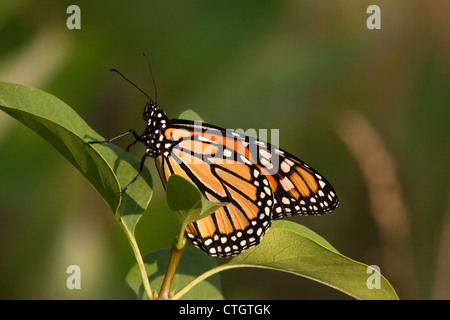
(166, 174, 228, 230)
(178, 109, 204, 121)
(175, 221, 398, 300)
(220, 220, 399, 300)
(0, 82, 152, 233)
(126, 247, 223, 300)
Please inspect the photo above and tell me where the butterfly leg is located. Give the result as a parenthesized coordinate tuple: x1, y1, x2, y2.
(120, 152, 149, 195)
(126, 139, 140, 152)
(87, 129, 142, 147)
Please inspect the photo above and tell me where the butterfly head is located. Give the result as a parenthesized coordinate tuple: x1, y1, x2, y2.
(143, 101, 165, 122)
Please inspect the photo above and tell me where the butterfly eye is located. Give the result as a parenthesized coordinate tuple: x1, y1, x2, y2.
(143, 102, 151, 121)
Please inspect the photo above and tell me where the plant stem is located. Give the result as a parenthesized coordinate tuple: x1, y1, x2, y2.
(157, 238, 185, 300)
(119, 218, 153, 300)
(172, 264, 252, 300)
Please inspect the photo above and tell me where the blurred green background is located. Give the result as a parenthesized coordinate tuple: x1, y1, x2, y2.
(0, 0, 449, 299)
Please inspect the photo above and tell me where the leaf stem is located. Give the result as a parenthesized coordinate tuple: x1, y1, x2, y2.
(119, 218, 153, 300)
(157, 239, 185, 300)
(172, 263, 247, 300)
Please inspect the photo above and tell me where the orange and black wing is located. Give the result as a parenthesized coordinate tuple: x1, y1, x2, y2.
(155, 120, 338, 257)
(259, 147, 339, 219)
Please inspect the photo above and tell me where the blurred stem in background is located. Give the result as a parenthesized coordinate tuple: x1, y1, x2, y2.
(336, 109, 418, 298)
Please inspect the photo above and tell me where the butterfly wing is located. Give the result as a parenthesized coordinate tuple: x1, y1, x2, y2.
(265, 148, 338, 218)
(156, 120, 338, 257)
(155, 122, 274, 257)
(244, 135, 339, 218)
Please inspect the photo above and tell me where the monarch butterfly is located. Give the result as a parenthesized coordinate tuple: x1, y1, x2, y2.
(89, 58, 338, 257)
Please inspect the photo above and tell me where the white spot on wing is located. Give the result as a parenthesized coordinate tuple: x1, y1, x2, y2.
(280, 176, 295, 191)
(259, 149, 272, 159)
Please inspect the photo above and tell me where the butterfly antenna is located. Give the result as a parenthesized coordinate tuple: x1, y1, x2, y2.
(109, 68, 153, 103)
(143, 52, 158, 103)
